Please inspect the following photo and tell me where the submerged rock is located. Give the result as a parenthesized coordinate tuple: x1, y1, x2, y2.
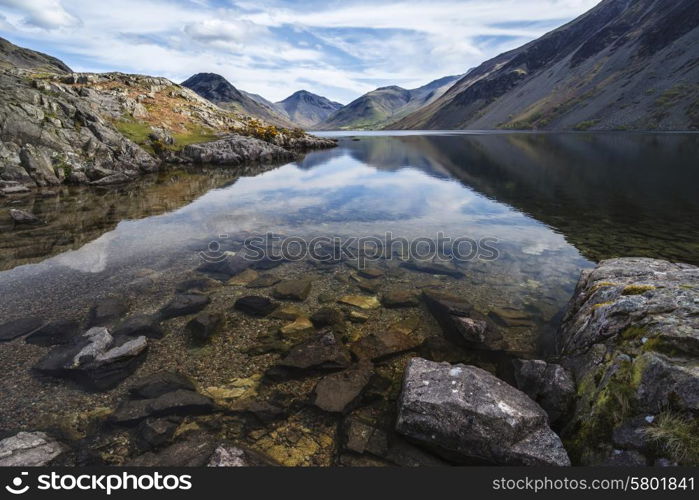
(312, 361, 374, 413)
(310, 307, 344, 328)
(395, 358, 570, 466)
(351, 327, 421, 362)
(111, 389, 216, 425)
(273, 279, 312, 301)
(112, 314, 163, 339)
(338, 295, 381, 310)
(207, 444, 280, 467)
(0, 317, 45, 342)
(159, 294, 210, 319)
(422, 290, 505, 351)
(186, 312, 224, 342)
(381, 289, 419, 308)
(227, 268, 259, 286)
(128, 433, 217, 466)
(25, 319, 80, 346)
(9, 208, 41, 224)
(401, 259, 463, 278)
(233, 296, 277, 317)
(129, 372, 196, 399)
(34, 327, 148, 391)
(267, 331, 351, 379)
(246, 274, 281, 288)
(0, 431, 65, 466)
(87, 298, 129, 327)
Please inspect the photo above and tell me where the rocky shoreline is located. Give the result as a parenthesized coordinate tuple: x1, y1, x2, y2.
(0, 256, 696, 467)
(0, 67, 335, 195)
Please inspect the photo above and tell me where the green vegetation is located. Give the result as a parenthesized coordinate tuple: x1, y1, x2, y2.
(171, 126, 218, 148)
(574, 120, 599, 131)
(645, 412, 699, 465)
(114, 119, 153, 145)
(621, 284, 656, 295)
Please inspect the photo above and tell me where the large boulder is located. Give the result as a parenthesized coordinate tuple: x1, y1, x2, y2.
(33, 327, 147, 390)
(557, 258, 699, 464)
(170, 134, 295, 165)
(395, 358, 570, 466)
(0, 432, 65, 466)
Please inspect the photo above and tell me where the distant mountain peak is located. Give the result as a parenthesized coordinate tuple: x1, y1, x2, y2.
(276, 90, 343, 128)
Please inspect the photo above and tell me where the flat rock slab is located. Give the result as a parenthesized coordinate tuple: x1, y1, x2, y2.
(381, 289, 419, 308)
(351, 328, 421, 361)
(227, 268, 259, 286)
(159, 294, 210, 319)
(25, 320, 81, 346)
(273, 279, 312, 301)
(0, 317, 45, 341)
(396, 358, 570, 466)
(313, 362, 374, 413)
(338, 295, 381, 310)
(310, 307, 344, 327)
(267, 331, 351, 379)
(247, 274, 281, 288)
(111, 389, 216, 425)
(401, 259, 463, 278)
(0, 432, 65, 466)
(129, 372, 196, 399)
(234, 296, 277, 317)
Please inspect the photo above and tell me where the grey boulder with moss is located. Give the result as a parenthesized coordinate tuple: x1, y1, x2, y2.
(557, 257, 699, 464)
(395, 358, 570, 466)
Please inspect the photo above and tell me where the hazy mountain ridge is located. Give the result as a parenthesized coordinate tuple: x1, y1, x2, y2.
(391, 0, 699, 131)
(276, 90, 343, 129)
(318, 75, 463, 130)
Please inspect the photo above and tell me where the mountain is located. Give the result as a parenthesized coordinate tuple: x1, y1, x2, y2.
(276, 90, 343, 129)
(0, 38, 333, 191)
(392, 0, 699, 131)
(319, 75, 462, 130)
(182, 73, 296, 128)
(0, 36, 72, 73)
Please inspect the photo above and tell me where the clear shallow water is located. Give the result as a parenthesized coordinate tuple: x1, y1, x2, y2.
(1, 132, 699, 352)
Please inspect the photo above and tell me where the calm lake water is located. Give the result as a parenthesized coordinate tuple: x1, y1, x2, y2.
(2, 132, 699, 345)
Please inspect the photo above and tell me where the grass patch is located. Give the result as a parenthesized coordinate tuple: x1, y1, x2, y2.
(644, 412, 699, 465)
(574, 120, 599, 131)
(114, 119, 153, 145)
(621, 284, 655, 296)
(171, 127, 218, 148)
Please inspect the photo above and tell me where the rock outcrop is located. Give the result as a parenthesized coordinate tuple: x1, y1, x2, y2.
(557, 257, 699, 465)
(395, 358, 570, 466)
(0, 431, 65, 466)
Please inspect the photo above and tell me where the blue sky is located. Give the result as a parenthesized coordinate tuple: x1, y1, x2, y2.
(0, 0, 600, 103)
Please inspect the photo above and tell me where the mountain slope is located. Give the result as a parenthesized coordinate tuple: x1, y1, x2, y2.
(182, 73, 296, 128)
(276, 90, 343, 128)
(0, 36, 72, 73)
(391, 0, 699, 131)
(319, 75, 462, 130)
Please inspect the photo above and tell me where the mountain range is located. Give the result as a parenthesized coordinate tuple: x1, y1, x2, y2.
(392, 0, 699, 131)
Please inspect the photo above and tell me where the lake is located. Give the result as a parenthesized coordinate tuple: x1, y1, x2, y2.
(1, 131, 698, 464)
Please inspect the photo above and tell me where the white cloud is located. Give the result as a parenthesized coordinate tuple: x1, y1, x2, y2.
(0, 0, 602, 102)
(0, 0, 80, 29)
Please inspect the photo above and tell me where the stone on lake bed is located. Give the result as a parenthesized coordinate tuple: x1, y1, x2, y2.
(186, 312, 224, 342)
(269, 305, 305, 320)
(358, 267, 384, 279)
(247, 274, 281, 288)
(338, 295, 381, 310)
(310, 307, 344, 327)
(272, 279, 313, 301)
(0, 431, 65, 466)
(111, 389, 216, 425)
(112, 314, 164, 339)
(9, 208, 41, 224)
(176, 277, 222, 293)
(395, 358, 570, 466)
(227, 268, 259, 286)
(381, 289, 419, 308)
(313, 361, 374, 413)
(34, 327, 148, 391)
(280, 317, 314, 337)
(129, 372, 196, 399)
(266, 331, 351, 379)
(234, 296, 277, 317)
(207, 444, 280, 467)
(0, 317, 45, 341)
(25, 319, 81, 346)
(159, 294, 210, 319)
(351, 326, 421, 362)
(348, 311, 369, 323)
(87, 297, 129, 327)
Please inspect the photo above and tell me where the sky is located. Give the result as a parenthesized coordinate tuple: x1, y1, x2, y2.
(0, 0, 600, 104)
